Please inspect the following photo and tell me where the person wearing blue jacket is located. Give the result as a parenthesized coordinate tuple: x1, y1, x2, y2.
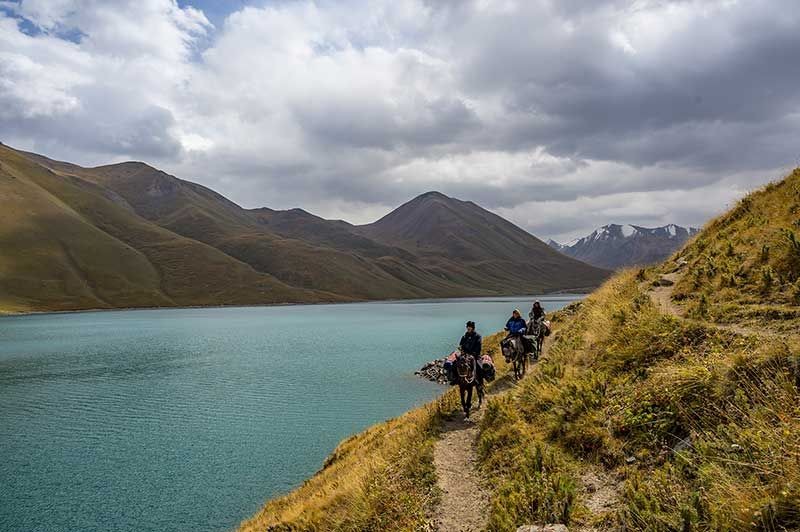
(505, 309, 527, 334)
(503, 308, 532, 352)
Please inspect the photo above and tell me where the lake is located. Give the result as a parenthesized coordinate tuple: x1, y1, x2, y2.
(0, 295, 582, 532)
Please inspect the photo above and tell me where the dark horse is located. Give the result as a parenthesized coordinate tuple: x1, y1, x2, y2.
(501, 335, 527, 380)
(455, 353, 484, 419)
(527, 317, 546, 362)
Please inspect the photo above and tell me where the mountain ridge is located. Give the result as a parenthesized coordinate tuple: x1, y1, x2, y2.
(550, 222, 700, 269)
(0, 145, 609, 313)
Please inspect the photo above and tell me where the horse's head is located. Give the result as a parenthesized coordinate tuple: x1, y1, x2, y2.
(455, 354, 475, 381)
(501, 343, 511, 359)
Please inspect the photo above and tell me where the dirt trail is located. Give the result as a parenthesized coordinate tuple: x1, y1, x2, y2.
(431, 368, 519, 531)
(430, 359, 627, 531)
(645, 270, 787, 339)
(647, 271, 684, 318)
(432, 411, 490, 532)
(572, 469, 623, 531)
(431, 355, 620, 532)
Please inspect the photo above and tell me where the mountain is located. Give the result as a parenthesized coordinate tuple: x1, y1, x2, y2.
(550, 223, 699, 269)
(0, 144, 609, 313)
(0, 144, 333, 313)
(358, 191, 608, 293)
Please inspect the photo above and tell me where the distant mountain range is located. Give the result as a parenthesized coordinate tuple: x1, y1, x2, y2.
(548, 223, 700, 269)
(0, 143, 609, 313)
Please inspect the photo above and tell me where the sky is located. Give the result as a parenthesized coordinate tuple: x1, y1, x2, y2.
(1, 0, 798, 242)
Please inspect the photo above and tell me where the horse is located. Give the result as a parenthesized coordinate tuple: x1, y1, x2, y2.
(455, 353, 484, 419)
(501, 334, 527, 380)
(527, 317, 546, 362)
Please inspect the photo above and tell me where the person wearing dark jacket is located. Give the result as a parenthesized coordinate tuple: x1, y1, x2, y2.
(458, 321, 483, 384)
(529, 300, 545, 321)
(460, 321, 482, 357)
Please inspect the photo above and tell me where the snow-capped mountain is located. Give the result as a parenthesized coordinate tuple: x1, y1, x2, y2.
(549, 224, 700, 269)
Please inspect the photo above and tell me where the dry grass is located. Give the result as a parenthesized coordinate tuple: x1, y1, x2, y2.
(238, 395, 454, 532)
(0, 144, 336, 313)
(671, 169, 800, 332)
(472, 262, 799, 530)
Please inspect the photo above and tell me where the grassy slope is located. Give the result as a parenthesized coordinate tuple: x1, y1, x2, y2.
(40, 157, 535, 300)
(359, 192, 610, 294)
(3, 145, 609, 312)
(476, 172, 800, 530)
(672, 169, 800, 333)
(0, 145, 337, 312)
(0, 146, 167, 312)
(238, 170, 799, 532)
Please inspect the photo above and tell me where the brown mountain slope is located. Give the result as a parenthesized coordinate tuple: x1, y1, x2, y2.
(51, 161, 470, 299)
(0, 144, 338, 312)
(3, 144, 609, 312)
(358, 191, 610, 292)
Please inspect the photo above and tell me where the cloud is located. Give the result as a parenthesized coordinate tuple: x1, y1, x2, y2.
(1, 0, 798, 241)
(0, 0, 208, 160)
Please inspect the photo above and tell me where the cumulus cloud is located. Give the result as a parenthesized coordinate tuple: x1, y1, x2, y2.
(1, 0, 798, 240)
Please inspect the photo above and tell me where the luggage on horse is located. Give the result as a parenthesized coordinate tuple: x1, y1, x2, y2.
(443, 351, 459, 385)
(543, 319, 552, 336)
(479, 354, 495, 382)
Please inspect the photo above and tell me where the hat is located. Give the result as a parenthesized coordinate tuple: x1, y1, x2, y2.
(466, 320, 475, 328)
(513, 308, 521, 315)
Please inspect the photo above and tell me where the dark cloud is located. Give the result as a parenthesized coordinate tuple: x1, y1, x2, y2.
(294, 95, 479, 149)
(1, 0, 798, 239)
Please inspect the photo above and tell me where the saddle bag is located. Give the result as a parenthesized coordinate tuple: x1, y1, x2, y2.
(443, 351, 459, 385)
(543, 320, 552, 336)
(480, 354, 496, 382)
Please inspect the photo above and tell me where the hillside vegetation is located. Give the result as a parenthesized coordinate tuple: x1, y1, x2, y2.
(0, 144, 332, 313)
(0, 144, 608, 313)
(239, 171, 799, 531)
(672, 169, 800, 334)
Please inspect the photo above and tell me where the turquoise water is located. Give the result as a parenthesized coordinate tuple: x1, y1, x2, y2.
(0, 295, 581, 532)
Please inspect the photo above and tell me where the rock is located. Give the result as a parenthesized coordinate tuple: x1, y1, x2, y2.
(415, 358, 450, 384)
(625, 456, 637, 464)
(652, 277, 675, 287)
(516, 525, 569, 532)
(730, 443, 743, 452)
(673, 435, 692, 453)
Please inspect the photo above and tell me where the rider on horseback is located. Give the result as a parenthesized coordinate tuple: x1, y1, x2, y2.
(529, 300, 545, 322)
(527, 300, 547, 360)
(503, 309, 531, 351)
(459, 321, 482, 383)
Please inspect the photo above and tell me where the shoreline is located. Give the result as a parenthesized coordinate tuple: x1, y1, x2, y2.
(0, 289, 592, 318)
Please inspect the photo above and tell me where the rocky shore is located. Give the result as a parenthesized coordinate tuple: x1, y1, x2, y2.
(414, 358, 449, 384)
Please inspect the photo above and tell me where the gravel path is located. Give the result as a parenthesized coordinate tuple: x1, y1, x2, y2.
(432, 412, 490, 532)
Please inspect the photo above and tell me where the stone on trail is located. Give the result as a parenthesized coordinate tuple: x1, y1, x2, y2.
(516, 525, 569, 532)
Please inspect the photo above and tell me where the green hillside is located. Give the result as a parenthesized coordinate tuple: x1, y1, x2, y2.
(238, 170, 800, 531)
(1, 144, 608, 313)
(0, 144, 338, 313)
